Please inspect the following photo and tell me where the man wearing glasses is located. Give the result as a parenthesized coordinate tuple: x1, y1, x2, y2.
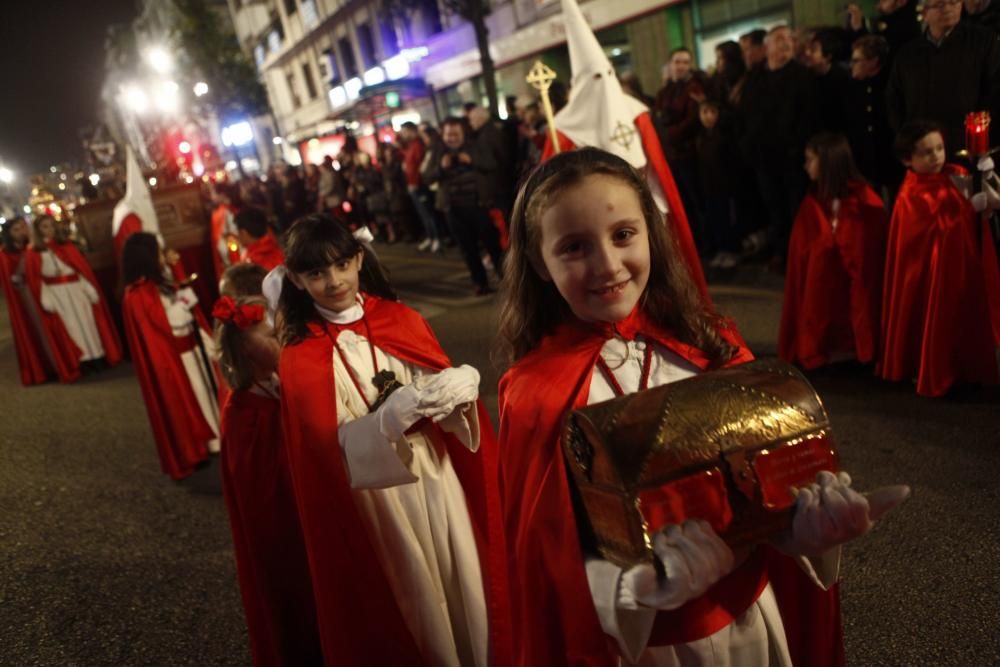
(886, 0, 1000, 155)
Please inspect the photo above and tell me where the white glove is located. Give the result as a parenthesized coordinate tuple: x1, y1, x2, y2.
(619, 520, 735, 611)
(416, 364, 480, 421)
(977, 156, 994, 174)
(81, 279, 100, 304)
(779, 471, 910, 556)
(971, 191, 989, 212)
(375, 384, 424, 443)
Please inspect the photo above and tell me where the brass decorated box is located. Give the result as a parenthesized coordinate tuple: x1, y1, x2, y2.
(562, 359, 838, 568)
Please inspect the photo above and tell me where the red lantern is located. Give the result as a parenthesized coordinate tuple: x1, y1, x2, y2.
(965, 111, 991, 156)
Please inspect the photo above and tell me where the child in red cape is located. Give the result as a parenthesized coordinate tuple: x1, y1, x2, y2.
(878, 120, 1000, 396)
(210, 183, 242, 283)
(121, 232, 220, 480)
(213, 270, 321, 667)
(276, 215, 509, 666)
(234, 206, 285, 272)
(24, 215, 122, 382)
(780, 133, 888, 369)
(495, 147, 909, 666)
(0, 217, 52, 385)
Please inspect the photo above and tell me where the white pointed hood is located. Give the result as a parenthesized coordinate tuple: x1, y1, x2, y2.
(553, 0, 649, 169)
(111, 146, 159, 237)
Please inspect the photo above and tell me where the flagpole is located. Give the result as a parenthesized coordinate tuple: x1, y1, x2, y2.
(527, 60, 562, 154)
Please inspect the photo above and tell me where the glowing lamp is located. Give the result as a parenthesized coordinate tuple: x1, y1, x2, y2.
(965, 111, 991, 156)
(342, 201, 353, 213)
(178, 141, 192, 154)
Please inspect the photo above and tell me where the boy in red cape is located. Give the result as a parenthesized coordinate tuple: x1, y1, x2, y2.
(121, 232, 218, 480)
(496, 148, 908, 666)
(780, 133, 888, 369)
(213, 270, 321, 666)
(878, 121, 1000, 396)
(210, 183, 242, 282)
(24, 216, 123, 382)
(539, 0, 707, 301)
(277, 216, 510, 666)
(234, 207, 285, 271)
(0, 217, 52, 385)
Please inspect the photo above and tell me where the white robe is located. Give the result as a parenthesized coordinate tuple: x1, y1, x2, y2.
(160, 288, 220, 452)
(585, 336, 840, 666)
(316, 300, 488, 667)
(38, 251, 104, 362)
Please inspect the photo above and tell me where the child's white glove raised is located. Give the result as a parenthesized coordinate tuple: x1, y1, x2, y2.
(619, 520, 735, 611)
(775, 471, 910, 556)
(375, 384, 424, 443)
(416, 364, 480, 421)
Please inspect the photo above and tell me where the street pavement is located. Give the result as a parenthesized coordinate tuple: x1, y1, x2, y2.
(1, 241, 998, 665)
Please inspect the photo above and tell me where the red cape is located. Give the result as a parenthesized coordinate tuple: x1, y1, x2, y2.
(780, 182, 888, 369)
(497, 309, 843, 666)
(278, 295, 510, 665)
(542, 111, 709, 302)
(220, 388, 322, 666)
(878, 165, 1000, 396)
(0, 248, 51, 385)
(211, 204, 241, 282)
(122, 279, 215, 479)
(242, 233, 285, 272)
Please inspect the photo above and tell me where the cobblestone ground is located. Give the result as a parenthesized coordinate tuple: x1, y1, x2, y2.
(0, 244, 997, 665)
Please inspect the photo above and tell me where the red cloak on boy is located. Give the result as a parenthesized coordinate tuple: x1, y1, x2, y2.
(122, 278, 215, 480)
(278, 295, 511, 665)
(23, 241, 124, 382)
(780, 181, 888, 369)
(0, 247, 51, 385)
(497, 308, 844, 666)
(878, 165, 1000, 396)
(539, 0, 707, 300)
(220, 388, 322, 666)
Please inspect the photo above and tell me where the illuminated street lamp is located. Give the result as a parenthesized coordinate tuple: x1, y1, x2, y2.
(123, 84, 149, 114)
(0, 167, 13, 184)
(89, 173, 100, 186)
(146, 46, 173, 74)
(193, 81, 209, 97)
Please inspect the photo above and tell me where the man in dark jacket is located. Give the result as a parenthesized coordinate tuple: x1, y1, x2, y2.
(806, 28, 851, 133)
(846, 35, 902, 197)
(886, 0, 1000, 155)
(738, 25, 817, 266)
(436, 117, 504, 295)
(964, 0, 1000, 35)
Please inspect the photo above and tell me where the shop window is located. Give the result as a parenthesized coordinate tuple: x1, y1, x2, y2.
(284, 0, 297, 16)
(357, 22, 377, 68)
(339, 36, 359, 78)
(302, 63, 319, 100)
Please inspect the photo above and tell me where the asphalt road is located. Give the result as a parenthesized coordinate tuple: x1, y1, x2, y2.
(0, 242, 997, 665)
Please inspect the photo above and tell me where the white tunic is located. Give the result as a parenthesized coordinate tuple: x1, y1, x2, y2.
(317, 300, 488, 667)
(160, 288, 220, 452)
(585, 336, 839, 667)
(38, 251, 104, 361)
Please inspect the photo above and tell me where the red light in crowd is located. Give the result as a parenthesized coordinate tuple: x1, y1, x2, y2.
(178, 141, 192, 154)
(342, 201, 352, 213)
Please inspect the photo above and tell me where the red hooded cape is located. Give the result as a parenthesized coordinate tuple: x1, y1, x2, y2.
(497, 308, 843, 666)
(242, 233, 285, 272)
(122, 279, 215, 480)
(220, 388, 322, 666)
(878, 165, 1000, 396)
(0, 248, 51, 385)
(24, 242, 124, 381)
(278, 295, 510, 666)
(542, 111, 708, 301)
(780, 182, 888, 369)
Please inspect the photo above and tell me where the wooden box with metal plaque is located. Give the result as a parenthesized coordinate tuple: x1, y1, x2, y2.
(562, 359, 838, 569)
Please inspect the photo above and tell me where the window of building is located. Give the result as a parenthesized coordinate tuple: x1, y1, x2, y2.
(338, 36, 359, 79)
(323, 48, 341, 84)
(301, 0, 319, 27)
(254, 43, 266, 67)
(286, 72, 301, 109)
(422, 1, 443, 36)
(283, 0, 297, 16)
(379, 20, 399, 58)
(302, 62, 318, 100)
(356, 22, 377, 69)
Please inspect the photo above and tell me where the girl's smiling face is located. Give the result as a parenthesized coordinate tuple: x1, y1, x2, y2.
(289, 250, 364, 313)
(535, 173, 651, 324)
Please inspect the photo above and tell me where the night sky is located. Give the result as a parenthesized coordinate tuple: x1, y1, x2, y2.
(0, 1, 137, 178)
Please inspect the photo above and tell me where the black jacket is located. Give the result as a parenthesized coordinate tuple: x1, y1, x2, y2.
(845, 69, 902, 191)
(886, 21, 1000, 155)
(738, 59, 818, 168)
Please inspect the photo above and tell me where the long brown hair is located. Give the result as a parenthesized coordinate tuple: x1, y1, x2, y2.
(495, 147, 737, 367)
(807, 133, 863, 203)
(215, 296, 268, 391)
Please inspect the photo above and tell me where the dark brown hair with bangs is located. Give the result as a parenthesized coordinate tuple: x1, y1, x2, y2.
(495, 147, 737, 367)
(278, 214, 396, 346)
(806, 132, 863, 204)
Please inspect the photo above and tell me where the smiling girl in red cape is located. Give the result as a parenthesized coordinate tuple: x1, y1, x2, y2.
(495, 148, 909, 666)
(276, 215, 509, 666)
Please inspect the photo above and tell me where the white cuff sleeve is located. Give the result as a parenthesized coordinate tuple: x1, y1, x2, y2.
(796, 546, 841, 590)
(338, 414, 418, 489)
(586, 558, 657, 664)
(437, 403, 480, 452)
